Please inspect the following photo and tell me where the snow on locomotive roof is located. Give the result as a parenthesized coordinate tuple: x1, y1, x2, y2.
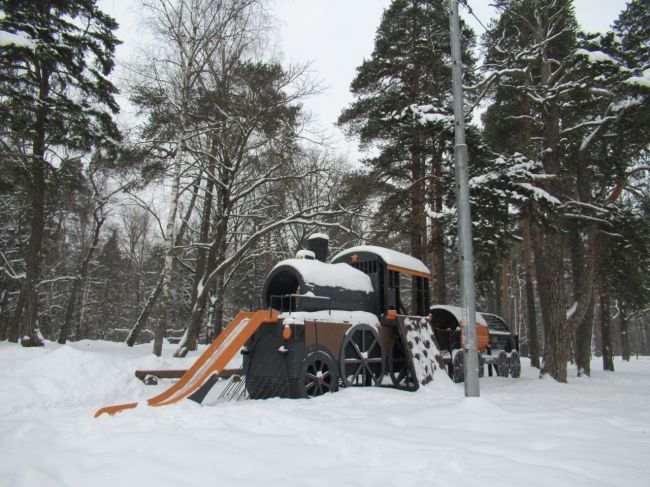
(430, 304, 488, 327)
(308, 233, 329, 240)
(295, 249, 315, 259)
(331, 245, 430, 275)
(271, 258, 373, 293)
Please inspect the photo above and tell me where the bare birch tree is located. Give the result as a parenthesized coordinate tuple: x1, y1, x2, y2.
(126, 0, 265, 355)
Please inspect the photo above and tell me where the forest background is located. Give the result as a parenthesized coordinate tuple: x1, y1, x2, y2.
(1, 0, 648, 383)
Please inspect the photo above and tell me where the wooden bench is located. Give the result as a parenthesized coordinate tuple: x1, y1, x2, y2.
(135, 368, 243, 385)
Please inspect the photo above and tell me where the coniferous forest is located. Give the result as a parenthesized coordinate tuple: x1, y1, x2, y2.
(1, 0, 649, 383)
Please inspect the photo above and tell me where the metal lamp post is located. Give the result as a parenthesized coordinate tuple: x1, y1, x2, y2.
(448, 0, 480, 397)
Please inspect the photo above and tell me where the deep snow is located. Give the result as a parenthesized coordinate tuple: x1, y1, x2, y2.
(1, 340, 649, 487)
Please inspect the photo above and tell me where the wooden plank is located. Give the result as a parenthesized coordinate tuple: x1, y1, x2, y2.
(135, 368, 243, 384)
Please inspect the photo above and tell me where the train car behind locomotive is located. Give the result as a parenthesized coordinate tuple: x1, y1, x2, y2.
(429, 305, 521, 382)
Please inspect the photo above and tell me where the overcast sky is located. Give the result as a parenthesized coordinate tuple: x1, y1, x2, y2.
(100, 0, 630, 162)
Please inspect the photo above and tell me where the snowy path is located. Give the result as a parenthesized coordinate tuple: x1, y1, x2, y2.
(1, 341, 648, 486)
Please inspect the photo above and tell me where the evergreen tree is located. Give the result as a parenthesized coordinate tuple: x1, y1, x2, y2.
(484, 0, 583, 382)
(0, 0, 121, 346)
(89, 228, 124, 339)
(567, 0, 650, 373)
(338, 0, 477, 304)
(613, 0, 650, 70)
(598, 198, 650, 361)
(482, 0, 649, 379)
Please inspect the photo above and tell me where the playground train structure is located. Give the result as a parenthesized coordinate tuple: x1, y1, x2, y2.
(95, 235, 520, 416)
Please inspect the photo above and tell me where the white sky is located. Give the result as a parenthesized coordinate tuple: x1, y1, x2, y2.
(100, 0, 629, 163)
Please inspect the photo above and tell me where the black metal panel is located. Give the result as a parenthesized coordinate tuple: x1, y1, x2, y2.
(269, 294, 331, 313)
(482, 312, 517, 352)
(243, 322, 340, 399)
(482, 313, 510, 333)
(263, 263, 375, 314)
(429, 308, 462, 354)
(307, 236, 328, 262)
(332, 251, 429, 317)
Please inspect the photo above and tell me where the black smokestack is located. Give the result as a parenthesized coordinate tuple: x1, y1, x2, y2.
(307, 233, 329, 262)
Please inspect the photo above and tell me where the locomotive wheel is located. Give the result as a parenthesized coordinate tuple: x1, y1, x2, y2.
(452, 350, 464, 383)
(298, 350, 338, 398)
(340, 324, 384, 387)
(495, 350, 509, 377)
(388, 334, 417, 391)
(509, 350, 521, 378)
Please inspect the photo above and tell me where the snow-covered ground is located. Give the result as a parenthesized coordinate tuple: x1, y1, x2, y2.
(1, 340, 648, 487)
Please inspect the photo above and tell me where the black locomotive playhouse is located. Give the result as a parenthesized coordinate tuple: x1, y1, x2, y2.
(245, 234, 521, 399)
(95, 235, 520, 416)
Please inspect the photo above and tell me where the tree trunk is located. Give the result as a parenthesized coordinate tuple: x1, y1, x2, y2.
(522, 216, 540, 368)
(175, 264, 216, 357)
(126, 273, 163, 347)
(501, 258, 510, 323)
(410, 142, 426, 266)
(599, 286, 615, 371)
(153, 144, 183, 356)
(620, 302, 630, 361)
(175, 288, 209, 357)
(212, 274, 226, 336)
(430, 219, 446, 305)
(519, 85, 542, 369)
(175, 213, 227, 358)
(19, 60, 51, 348)
(534, 6, 569, 381)
(125, 178, 198, 347)
(77, 278, 89, 339)
(58, 211, 104, 344)
(429, 153, 446, 304)
(58, 279, 81, 344)
(181, 148, 217, 353)
(493, 265, 502, 316)
(574, 296, 595, 375)
(175, 163, 229, 358)
(570, 227, 596, 376)
(535, 226, 568, 381)
(0, 288, 9, 340)
(7, 289, 25, 343)
(408, 7, 427, 270)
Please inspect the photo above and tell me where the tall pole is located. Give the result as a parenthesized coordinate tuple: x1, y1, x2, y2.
(448, 0, 479, 397)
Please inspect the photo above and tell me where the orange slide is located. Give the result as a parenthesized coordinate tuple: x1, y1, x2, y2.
(95, 309, 278, 417)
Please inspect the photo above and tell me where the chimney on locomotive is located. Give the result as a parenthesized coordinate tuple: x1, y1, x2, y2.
(307, 233, 329, 263)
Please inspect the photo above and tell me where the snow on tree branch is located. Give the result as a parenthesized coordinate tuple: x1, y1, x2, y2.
(625, 68, 650, 89)
(0, 29, 36, 50)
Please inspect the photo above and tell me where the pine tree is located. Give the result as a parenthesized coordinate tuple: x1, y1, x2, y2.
(0, 0, 121, 346)
(613, 0, 650, 69)
(567, 1, 650, 373)
(338, 0, 477, 304)
(482, 0, 649, 380)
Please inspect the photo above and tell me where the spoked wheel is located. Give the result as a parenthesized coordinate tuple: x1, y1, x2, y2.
(509, 350, 521, 378)
(298, 350, 338, 398)
(495, 350, 510, 377)
(388, 334, 417, 391)
(340, 324, 384, 387)
(452, 350, 464, 383)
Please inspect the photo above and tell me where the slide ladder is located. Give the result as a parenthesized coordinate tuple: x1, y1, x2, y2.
(95, 309, 278, 417)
